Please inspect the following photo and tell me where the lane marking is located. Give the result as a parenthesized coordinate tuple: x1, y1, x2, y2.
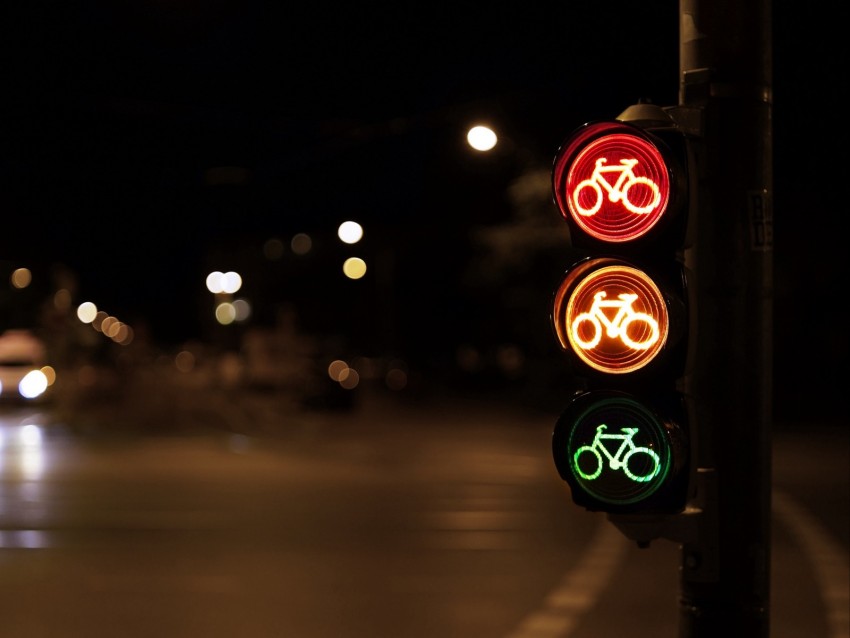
(773, 490, 850, 638)
(505, 517, 629, 638)
(506, 492, 849, 638)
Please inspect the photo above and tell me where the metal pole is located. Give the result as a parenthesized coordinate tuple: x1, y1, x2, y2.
(678, 0, 773, 635)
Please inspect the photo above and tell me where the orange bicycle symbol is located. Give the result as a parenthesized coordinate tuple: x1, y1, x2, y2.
(570, 290, 659, 350)
(571, 157, 661, 216)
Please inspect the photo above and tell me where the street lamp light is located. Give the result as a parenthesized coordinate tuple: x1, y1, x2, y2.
(338, 221, 363, 244)
(466, 125, 498, 151)
(205, 271, 242, 294)
(206, 270, 248, 326)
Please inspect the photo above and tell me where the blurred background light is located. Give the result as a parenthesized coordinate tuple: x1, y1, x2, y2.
(77, 302, 98, 323)
(342, 257, 367, 280)
(206, 271, 225, 294)
(467, 125, 498, 151)
(291, 233, 312, 256)
(221, 272, 242, 294)
(338, 221, 364, 244)
(233, 299, 251, 322)
(215, 302, 236, 325)
(328, 359, 349, 382)
(263, 237, 285, 260)
(11, 268, 32, 289)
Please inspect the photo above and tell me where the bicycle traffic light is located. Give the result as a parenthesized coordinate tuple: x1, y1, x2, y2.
(549, 103, 697, 522)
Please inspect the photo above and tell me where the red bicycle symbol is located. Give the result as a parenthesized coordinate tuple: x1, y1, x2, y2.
(571, 157, 661, 216)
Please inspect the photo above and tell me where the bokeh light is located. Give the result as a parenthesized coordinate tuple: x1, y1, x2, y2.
(263, 237, 285, 260)
(291, 233, 312, 255)
(233, 299, 251, 322)
(77, 302, 98, 323)
(11, 268, 32, 289)
(207, 271, 242, 294)
(215, 302, 236, 325)
(343, 257, 367, 280)
(466, 125, 498, 151)
(175, 350, 195, 372)
(338, 221, 363, 244)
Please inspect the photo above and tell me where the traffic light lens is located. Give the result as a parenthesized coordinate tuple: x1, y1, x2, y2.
(554, 124, 671, 243)
(553, 259, 669, 374)
(556, 394, 673, 507)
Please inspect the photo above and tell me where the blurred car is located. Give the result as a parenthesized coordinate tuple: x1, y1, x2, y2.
(0, 329, 52, 404)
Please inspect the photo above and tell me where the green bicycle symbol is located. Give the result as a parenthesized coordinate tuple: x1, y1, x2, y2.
(573, 424, 661, 483)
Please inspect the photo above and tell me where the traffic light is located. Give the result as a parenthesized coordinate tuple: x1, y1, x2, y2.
(549, 103, 697, 529)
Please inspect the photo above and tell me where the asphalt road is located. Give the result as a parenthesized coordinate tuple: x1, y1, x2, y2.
(0, 386, 846, 638)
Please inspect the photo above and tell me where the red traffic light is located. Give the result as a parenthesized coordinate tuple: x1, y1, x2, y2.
(553, 121, 674, 244)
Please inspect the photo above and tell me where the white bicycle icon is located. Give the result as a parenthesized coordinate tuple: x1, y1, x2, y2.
(573, 424, 661, 482)
(570, 290, 659, 350)
(571, 157, 661, 216)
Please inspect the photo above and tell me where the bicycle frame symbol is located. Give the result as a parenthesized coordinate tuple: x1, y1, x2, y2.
(571, 157, 661, 216)
(573, 424, 660, 482)
(570, 290, 659, 350)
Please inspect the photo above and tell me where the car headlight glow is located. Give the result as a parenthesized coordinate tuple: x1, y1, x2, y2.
(19, 370, 48, 399)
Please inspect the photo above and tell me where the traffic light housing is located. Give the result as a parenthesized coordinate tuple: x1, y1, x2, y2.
(552, 389, 690, 514)
(549, 103, 698, 529)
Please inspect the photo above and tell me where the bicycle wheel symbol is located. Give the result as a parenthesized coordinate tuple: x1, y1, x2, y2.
(570, 291, 660, 351)
(571, 158, 661, 217)
(621, 448, 660, 482)
(574, 446, 603, 480)
(572, 424, 661, 484)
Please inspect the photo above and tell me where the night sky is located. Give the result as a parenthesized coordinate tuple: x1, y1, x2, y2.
(0, 3, 840, 416)
(3, 7, 679, 221)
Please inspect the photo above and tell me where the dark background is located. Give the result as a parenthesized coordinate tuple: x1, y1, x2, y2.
(0, 2, 841, 421)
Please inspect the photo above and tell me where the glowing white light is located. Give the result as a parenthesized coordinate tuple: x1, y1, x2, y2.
(21, 445, 44, 479)
(206, 271, 242, 294)
(77, 301, 98, 323)
(20, 424, 43, 446)
(221, 271, 242, 294)
(467, 125, 498, 151)
(19, 370, 47, 399)
(19, 370, 48, 399)
(206, 271, 224, 293)
(338, 221, 364, 244)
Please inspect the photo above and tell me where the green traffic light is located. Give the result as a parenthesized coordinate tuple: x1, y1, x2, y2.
(572, 423, 662, 483)
(554, 392, 682, 510)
